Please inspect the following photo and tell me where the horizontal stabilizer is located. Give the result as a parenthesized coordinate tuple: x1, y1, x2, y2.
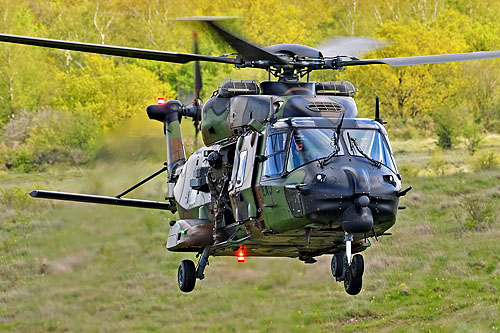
(30, 190, 173, 210)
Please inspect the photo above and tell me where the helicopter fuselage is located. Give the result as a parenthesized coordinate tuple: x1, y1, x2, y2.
(167, 80, 401, 263)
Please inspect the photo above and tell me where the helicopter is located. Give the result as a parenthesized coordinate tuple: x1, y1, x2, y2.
(1, 18, 499, 295)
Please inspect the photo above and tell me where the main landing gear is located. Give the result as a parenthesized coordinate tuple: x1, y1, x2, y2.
(331, 234, 365, 295)
(177, 247, 210, 293)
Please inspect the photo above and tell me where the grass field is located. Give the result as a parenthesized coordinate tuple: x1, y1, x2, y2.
(1, 135, 500, 332)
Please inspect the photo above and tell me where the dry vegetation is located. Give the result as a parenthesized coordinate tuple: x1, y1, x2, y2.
(1, 135, 499, 332)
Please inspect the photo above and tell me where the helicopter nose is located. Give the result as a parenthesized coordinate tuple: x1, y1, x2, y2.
(341, 168, 373, 233)
(341, 197, 374, 234)
(355, 195, 370, 208)
(290, 161, 397, 231)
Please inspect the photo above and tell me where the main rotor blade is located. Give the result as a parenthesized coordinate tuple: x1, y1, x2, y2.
(193, 31, 202, 146)
(0, 33, 240, 65)
(318, 36, 388, 57)
(193, 32, 203, 99)
(342, 50, 500, 67)
(176, 17, 287, 63)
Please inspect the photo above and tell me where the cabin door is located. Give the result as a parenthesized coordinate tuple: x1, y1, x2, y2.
(229, 131, 261, 222)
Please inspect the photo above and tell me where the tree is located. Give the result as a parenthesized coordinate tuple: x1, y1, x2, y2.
(338, 11, 469, 120)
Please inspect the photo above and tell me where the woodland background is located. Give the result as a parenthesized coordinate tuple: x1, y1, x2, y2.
(1, 1, 500, 331)
(0, 0, 499, 171)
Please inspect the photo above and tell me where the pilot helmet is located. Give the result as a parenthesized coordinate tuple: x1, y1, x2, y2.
(207, 151, 223, 169)
(294, 133, 305, 143)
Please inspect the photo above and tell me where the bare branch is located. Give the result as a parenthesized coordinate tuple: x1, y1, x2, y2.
(374, 5, 383, 25)
(93, 0, 114, 45)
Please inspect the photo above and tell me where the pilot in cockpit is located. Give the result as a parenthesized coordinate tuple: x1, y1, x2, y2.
(290, 133, 311, 169)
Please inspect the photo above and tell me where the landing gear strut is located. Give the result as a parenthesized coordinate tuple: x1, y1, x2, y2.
(330, 234, 365, 295)
(177, 247, 210, 293)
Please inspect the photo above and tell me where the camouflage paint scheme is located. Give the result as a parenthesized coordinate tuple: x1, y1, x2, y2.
(165, 118, 186, 175)
(167, 80, 401, 260)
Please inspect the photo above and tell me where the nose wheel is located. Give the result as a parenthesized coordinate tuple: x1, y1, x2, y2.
(344, 254, 364, 295)
(331, 251, 347, 278)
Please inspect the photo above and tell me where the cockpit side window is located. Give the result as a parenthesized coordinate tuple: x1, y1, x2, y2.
(263, 131, 288, 178)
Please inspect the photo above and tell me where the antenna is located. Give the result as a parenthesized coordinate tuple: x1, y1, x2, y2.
(374, 96, 386, 125)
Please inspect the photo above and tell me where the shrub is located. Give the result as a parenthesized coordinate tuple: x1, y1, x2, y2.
(0, 186, 31, 211)
(433, 109, 460, 149)
(472, 151, 500, 171)
(426, 150, 448, 176)
(462, 121, 483, 155)
(398, 164, 419, 177)
(454, 196, 496, 231)
(1, 109, 101, 171)
(1, 109, 33, 149)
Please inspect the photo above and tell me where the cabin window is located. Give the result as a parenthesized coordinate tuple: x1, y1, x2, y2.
(287, 128, 344, 171)
(263, 132, 288, 177)
(236, 150, 248, 186)
(343, 129, 396, 172)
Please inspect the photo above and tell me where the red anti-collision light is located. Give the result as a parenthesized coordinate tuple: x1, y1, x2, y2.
(157, 97, 165, 104)
(237, 249, 245, 262)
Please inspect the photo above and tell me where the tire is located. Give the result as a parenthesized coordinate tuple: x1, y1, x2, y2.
(331, 252, 346, 278)
(178, 260, 196, 293)
(351, 254, 364, 278)
(344, 268, 362, 295)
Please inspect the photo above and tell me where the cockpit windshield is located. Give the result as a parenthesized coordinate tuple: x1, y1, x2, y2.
(262, 126, 397, 178)
(287, 128, 344, 172)
(263, 128, 345, 177)
(343, 129, 396, 171)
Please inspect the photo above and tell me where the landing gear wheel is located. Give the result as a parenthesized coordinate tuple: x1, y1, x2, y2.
(331, 252, 346, 278)
(178, 259, 196, 293)
(351, 254, 364, 278)
(344, 267, 362, 295)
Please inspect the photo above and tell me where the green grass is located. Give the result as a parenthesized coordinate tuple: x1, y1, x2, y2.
(1, 140, 500, 332)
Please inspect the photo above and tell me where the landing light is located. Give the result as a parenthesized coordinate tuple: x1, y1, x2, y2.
(315, 174, 326, 183)
(157, 97, 165, 104)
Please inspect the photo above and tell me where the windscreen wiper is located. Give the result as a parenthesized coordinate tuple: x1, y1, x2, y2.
(347, 132, 382, 168)
(318, 114, 344, 167)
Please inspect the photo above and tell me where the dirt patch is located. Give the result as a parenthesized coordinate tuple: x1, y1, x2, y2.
(409, 192, 423, 202)
(40, 251, 90, 274)
(338, 313, 379, 325)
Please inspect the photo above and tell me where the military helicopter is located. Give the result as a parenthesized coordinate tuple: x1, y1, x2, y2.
(1, 18, 499, 295)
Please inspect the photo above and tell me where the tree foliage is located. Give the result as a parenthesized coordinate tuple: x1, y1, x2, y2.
(0, 0, 499, 169)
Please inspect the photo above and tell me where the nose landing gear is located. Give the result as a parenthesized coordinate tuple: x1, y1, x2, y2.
(331, 234, 365, 295)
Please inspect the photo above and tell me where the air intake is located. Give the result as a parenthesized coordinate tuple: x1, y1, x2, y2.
(316, 81, 356, 96)
(218, 79, 260, 98)
(307, 101, 344, 112)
